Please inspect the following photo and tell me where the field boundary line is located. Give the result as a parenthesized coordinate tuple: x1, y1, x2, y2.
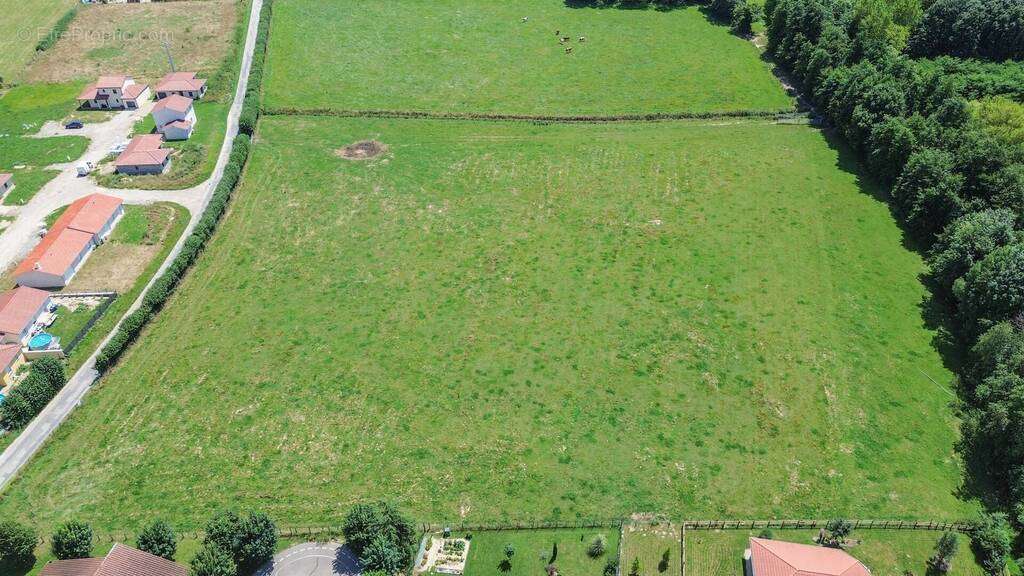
(262, 106, 806, 124)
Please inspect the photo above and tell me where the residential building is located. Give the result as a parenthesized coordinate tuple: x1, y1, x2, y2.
(744, 538, 871, 576)
(115, 134, 171, 174)
(39, 543, 187, 576)
(152, 95, 197, 141)
(0, 343, 24, 389)
(14, 193, 124, 289)
(0, 173, 12, 199)
(0, 286, 52, 345)
(78, 75, 150, 110)
(154, 71, 208, 99)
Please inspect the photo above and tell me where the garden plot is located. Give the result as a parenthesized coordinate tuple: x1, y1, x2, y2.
(420, 537, 471, 575)
(621, 521, 679, 576)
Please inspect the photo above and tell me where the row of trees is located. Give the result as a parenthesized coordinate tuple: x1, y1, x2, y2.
(907, 0, 1024, 61)
(0, 357, 66, 430)
(765, 0, 1024, 573)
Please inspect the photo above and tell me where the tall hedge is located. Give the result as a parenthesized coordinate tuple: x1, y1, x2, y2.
(0, 357, 67, 430)
(240, 0, 274, 135)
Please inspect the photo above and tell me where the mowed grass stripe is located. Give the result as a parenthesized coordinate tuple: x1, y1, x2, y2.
(0, 117, 971, 531)
(264, 0, 793, 115)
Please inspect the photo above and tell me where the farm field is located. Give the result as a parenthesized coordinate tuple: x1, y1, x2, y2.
(0, 115, 974, 531)
(0, 0, 75, 82)
(264, 0, 793, 115)
(25, 0, 246, 95)
(684, 529, 987, 576)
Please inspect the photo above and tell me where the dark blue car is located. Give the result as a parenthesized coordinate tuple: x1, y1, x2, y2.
(64, 120, 84, 129)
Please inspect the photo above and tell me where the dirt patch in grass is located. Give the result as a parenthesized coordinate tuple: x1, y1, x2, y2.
(25, 0, 239, 86)
(336, 140, 388, 160)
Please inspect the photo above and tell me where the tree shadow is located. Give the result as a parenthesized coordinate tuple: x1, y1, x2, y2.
(334, 544, 363, 576)
(499, 559, 512, 572)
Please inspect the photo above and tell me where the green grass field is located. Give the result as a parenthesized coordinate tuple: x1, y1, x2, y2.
(621, 523, 680, 576)
(0, 115, 974, 530)
(0, 0, 76, 82)
(460, 528, 619, 576)
(264, 0, 793, 115)
(684, 529, 986, 576)
(0, 83, 89, 206)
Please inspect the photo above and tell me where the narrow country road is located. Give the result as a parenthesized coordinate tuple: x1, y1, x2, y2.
(0, 0, 264, 493)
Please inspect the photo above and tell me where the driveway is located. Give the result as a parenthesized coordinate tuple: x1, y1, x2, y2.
(256, 543, 362, 576)
(0, 0, 264, 492)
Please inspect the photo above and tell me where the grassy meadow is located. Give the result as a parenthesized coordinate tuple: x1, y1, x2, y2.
(0, 0, 76, 82)
(264, 0, 793, 115)
(684, 529, 987, 576)
(0, 115, 973, 530)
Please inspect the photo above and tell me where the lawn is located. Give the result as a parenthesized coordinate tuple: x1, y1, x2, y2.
(0, 83, 89, 206)
(684, 529, 987, 576)
(264, 0, 793, 116)
(621, 523, 680, 576)
(0, 116, 975, 531)
(460, 528, 620, 576)
(0, 0, 76, 82)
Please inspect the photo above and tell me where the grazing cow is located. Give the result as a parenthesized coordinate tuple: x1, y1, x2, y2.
(579, 36, 586, 42)
(555, 29, 560, 35)
(522, 16, 529, 22)
(559, 37, 566, 44)
(565, 46, 573, 54)
(561, 36, 570, 42)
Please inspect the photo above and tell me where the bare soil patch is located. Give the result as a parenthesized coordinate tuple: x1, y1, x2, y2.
(336, 140, 388, 160)
(26, 0, 239, 86)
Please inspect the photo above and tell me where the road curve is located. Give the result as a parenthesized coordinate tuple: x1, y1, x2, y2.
(0, 0, 265, 493)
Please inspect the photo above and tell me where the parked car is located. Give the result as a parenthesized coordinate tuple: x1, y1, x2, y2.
(76, 161, 96, 176)
(109, 142, 128, 155)
(64, 120, 84, 130)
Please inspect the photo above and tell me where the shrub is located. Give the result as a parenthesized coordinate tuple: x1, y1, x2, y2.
(0, 519, 37, 571)
(35, 9, 76, 52)
(588, 535, 607, 558)
(972, 513, 1011, 576)
(191, 542, 236, 576)
(730, 2, 760, 36)
(137, 519, 177, 561)
(956, 242, 1024, 338)
(342, 502, 415, 559)
(927, 532, 958, 574)
(757, 528, 774, 539)
(51, 520, 92, 560)
(604, 558, 619, 576)
(824, 519, 852, 547)
(0, 359, 68, 430)
(504, 544, 515, 559)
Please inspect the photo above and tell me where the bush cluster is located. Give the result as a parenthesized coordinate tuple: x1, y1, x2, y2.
(342, 502, 416, 574)
(0, 357, 67, 430)
(35, 9, 77, 52)
(239, 0, 274, 135)
(765, 0, 1024, 572)
(192, 510, 277, 576)
(0, 519, 37, 572)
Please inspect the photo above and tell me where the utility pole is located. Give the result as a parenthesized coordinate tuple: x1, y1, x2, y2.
(163, 40, 176, 73)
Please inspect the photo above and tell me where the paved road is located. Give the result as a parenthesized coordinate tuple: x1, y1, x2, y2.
(0, 0, 264, 493)
(256, 543, 362, 576)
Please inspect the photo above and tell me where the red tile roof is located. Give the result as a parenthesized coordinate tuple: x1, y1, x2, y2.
(122, 83, 149, 101)
(116, 134, 171, 167)
(153, 94, 193, 114)
(0, 173, 11, 187)
(155, 71, 207, 93)
(0, 286, 50, 336)
(61, 193, 123, 236)
(40, 544, 187, 576)
(749, 538, 871, 576)
(13, 229, 93, 278)
(0, 343, 21, 372)
(96, 75, 129, 89)
(163, 119, 194, 131)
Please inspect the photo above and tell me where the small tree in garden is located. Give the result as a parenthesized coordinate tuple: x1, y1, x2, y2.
(342, 501, 416, 571)
(0, 519, 37, 571)
(824, 519, 853, 547)
(659, 548, 671, 572)
(604, 559, 619, 576)
(190, 542, 236, 576)
(758, 529, 774, 539)
(137, 519, 177, 560)
(52, 520, 93, 560)
(504, 544, 515, 560)
(588, 534, 607, 558)
(927, 532, 959, 574)
(630, 557, 642, 576)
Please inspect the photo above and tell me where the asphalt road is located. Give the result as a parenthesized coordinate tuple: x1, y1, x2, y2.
(256, 543, 362, 576)
(0, 0, 265, 493)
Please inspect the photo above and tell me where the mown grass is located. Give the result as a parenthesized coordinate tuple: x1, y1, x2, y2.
(0, 83, 89, 206)
(684, 529, 987, 576)
(0, 0, 76, 82)
(461, 528, 619, 576)
(264, 0, 792, 116)
(0, 115, 975, 530)
(621, 524, 680, 576)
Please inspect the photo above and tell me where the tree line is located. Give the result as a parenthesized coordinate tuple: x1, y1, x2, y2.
(764, 0, 1023, 572)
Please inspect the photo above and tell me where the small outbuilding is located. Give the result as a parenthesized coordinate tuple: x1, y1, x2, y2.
(39, 543, 187, 576)
(744, 538, 871, 576)
(154, 71, 208, 100)
(115, 134, 171, 174)
(78, 75, 150, 110)
(0, 286, 52, 345)
(0, 343, 24, 389)
(152, 95, 197, 141)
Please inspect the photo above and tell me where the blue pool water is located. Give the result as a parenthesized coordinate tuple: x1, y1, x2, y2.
(28, 332, 53, 351)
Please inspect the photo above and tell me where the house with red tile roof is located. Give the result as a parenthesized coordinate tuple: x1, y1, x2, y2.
(0, 173, 13, 199)
(744, 538, 871, 576)
(0, 286, 52, 345)
(115, 134, 171, 174)
(154, 71, 207, 100)
(152, 94, 197, 141)
(78, 75, 150, 110)
(14, 193, 124, 289)
(0, 343, 25, 389)
(39, 543, 187, 576)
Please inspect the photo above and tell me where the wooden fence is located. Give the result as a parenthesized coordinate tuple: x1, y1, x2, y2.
(680, 519, 972, 532)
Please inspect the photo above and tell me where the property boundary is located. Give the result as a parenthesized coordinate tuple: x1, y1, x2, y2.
(262, 107, 806, 124)
(59, 292, 118, 355)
